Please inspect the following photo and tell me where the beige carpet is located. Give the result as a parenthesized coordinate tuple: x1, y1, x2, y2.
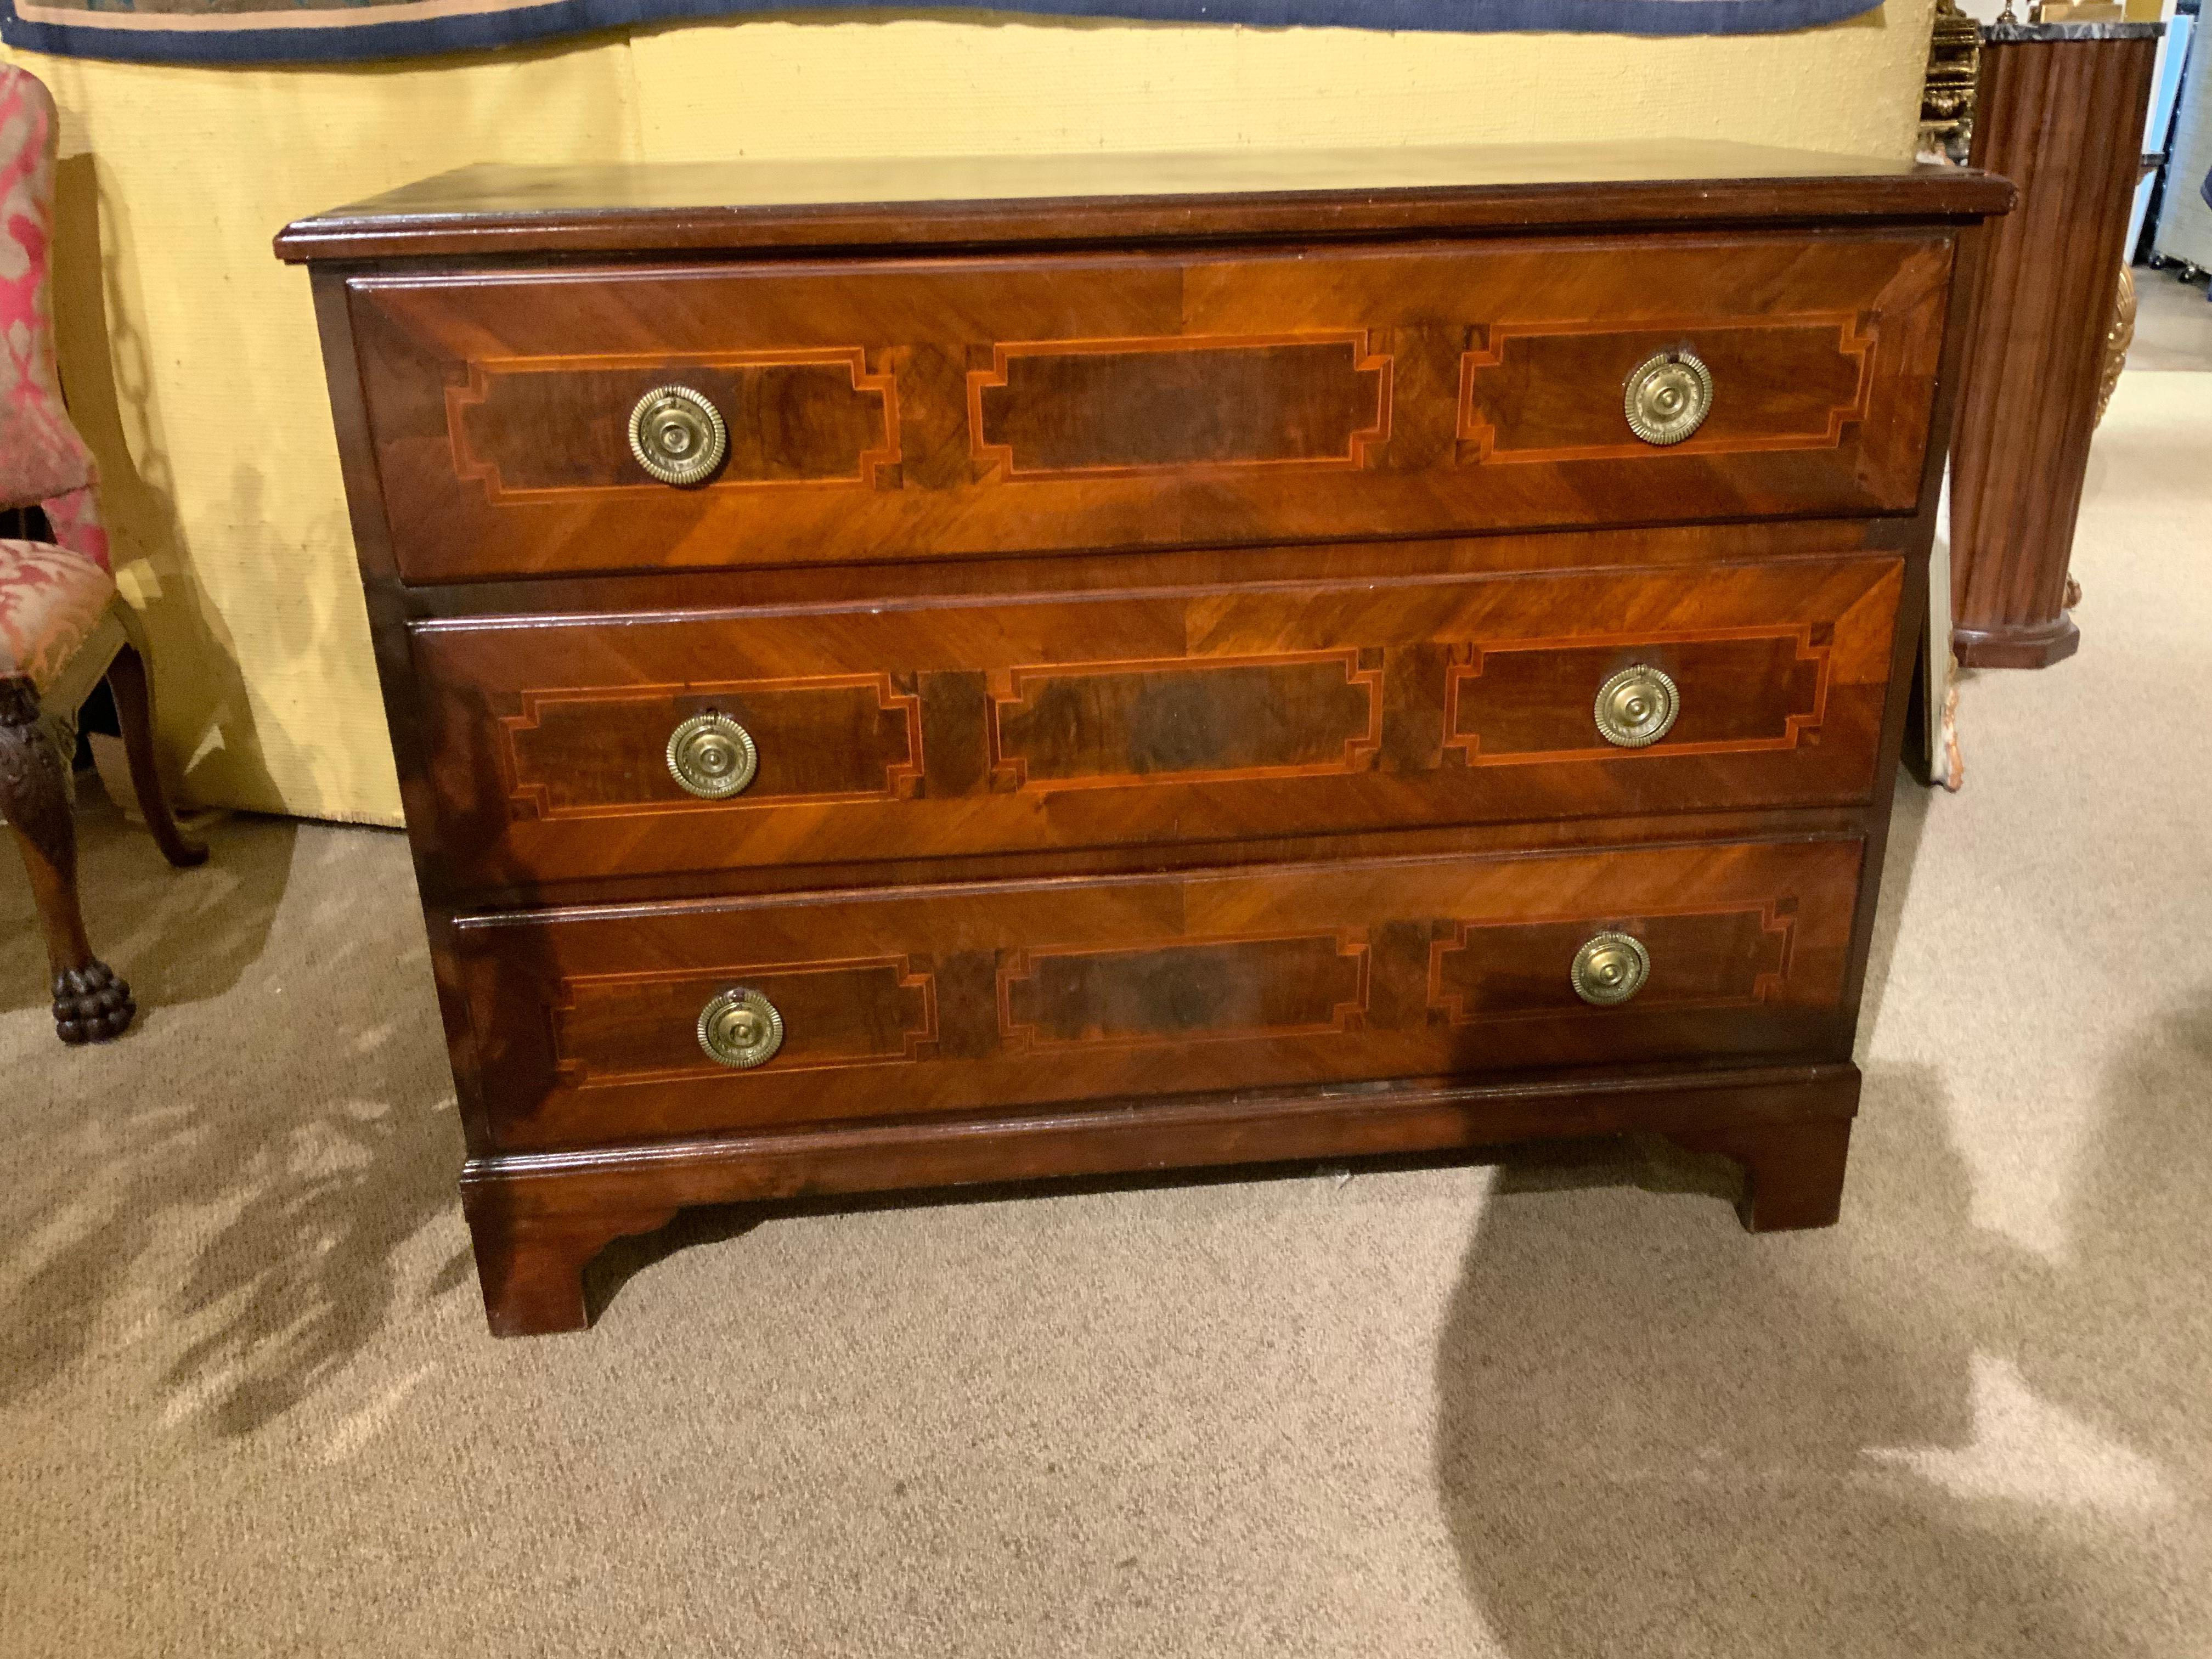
(5, 369, 2210, 1658)
(2129, 268, 2212, 373)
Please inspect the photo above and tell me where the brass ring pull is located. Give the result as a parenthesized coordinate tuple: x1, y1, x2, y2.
(1572, 932, 1650, 1007)
(667, 711, 758, 799)
(1623, 349, 1712, 446)
(698, 986, 785, 1069)
(1593, 664, 1679, 749)
(628, 385, 728, 486)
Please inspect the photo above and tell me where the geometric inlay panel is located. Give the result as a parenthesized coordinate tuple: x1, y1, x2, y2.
(970, 333, 1391, 479)
(990, 650, 1384, 791)
(1428, 904, 1795, 1024)
(998, 931, 1370, 1052)
(501, 674, 922, 819)
(1458, 317, 1874, 464)
(1444, 629, 1830, 764)
(450, 349, 899, 499)
(555, 956, 939, 1086)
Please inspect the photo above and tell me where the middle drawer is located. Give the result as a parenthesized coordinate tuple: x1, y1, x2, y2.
(413, 552, 1903, 890)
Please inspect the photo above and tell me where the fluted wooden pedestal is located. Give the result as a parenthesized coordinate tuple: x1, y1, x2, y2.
(1949, 22, 2159, 669)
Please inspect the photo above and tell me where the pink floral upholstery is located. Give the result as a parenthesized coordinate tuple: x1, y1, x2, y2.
(0, 65, 112, 697)
(0, 536, 112, 690)
(38, 478, 109, 569)
(0, 65, 103, 568)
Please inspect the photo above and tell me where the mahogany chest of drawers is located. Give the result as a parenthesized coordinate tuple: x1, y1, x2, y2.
(279, 144, 2010, 1336)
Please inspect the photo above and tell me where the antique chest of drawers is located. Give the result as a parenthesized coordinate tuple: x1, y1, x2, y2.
(280, 144, 2010, 1335)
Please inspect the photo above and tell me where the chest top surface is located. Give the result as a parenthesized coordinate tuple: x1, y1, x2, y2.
(275, 140, 2011, 264)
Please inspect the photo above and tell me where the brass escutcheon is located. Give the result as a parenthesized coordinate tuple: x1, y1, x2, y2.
(666, 710, 758, 799)
(698, 986, 785, 1069)
(628, 385, 729, 486)
(1623, 349, 1712, 446)
(1593, 663, 1679, 749)
(1571, 932, 1651, 1008)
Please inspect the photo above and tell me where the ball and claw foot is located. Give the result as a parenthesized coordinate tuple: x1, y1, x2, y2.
(52, 961, 134, 1043)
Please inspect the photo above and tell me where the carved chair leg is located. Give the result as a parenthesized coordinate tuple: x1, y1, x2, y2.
(462, 1186, 678, 1337)
(0, 684, 133, 1043)
(1664, 1117, 1853, 1232)
(104, 641, 206, 869)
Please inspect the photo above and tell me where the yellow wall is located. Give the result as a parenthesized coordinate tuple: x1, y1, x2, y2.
(7, 5, 1935, 826)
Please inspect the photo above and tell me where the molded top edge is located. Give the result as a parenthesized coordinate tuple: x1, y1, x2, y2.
(277, 140, 2014, 264)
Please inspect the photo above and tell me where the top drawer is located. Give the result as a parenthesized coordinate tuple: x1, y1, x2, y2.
(347, 232, 1954, 583)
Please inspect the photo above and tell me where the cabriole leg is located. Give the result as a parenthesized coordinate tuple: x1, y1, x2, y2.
(1, 681, 133, 1043)
(105, 637, 208, 870)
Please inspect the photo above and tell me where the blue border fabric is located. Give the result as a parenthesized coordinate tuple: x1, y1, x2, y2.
(2, 0, 1884, 67)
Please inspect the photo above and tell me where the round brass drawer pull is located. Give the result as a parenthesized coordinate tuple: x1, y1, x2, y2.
(1572, 932, 1650, 1008)
(1623, 349, 1712, 446)
(666, 711, 758, 799)
(1593, 663, 1679, 749)
(628, 384, 728, 486)
(698, 986, 785, 1069)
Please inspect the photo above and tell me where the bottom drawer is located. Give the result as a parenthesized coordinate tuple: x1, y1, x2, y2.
(456, 837, 1864, 1152)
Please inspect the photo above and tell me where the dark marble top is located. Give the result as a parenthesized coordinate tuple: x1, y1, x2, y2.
(1984, 19, 2164, 40)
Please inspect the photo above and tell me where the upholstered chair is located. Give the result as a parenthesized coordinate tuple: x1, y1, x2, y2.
(0, 63, 204, 1045)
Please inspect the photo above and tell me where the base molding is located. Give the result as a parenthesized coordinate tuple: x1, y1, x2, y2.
(461, 1061, 1861, 1335)
(1953, 613, 2081, 670)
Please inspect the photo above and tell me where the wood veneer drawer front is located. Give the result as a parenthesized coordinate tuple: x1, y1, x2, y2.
(351, 233, 1951, 582)
(413, 554, 1903, 890)
(456, 837, 1864, 1152)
